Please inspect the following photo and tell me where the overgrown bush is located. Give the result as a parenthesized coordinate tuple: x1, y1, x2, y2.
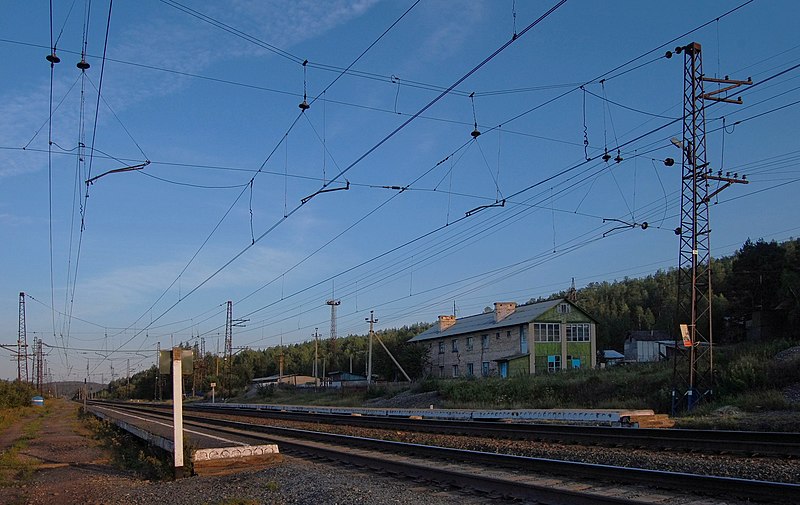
(0, 380, 38, 408)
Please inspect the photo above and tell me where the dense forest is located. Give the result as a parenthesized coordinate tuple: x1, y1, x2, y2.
(103, 238, 799, 400)
(565, 238, 800, 350)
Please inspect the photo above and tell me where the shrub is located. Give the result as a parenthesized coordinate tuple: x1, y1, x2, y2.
(0, 380, 38, 408)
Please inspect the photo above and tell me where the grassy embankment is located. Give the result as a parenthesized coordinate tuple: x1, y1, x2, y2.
(0, 381, 46, 486)
(245, 340, 800, 429)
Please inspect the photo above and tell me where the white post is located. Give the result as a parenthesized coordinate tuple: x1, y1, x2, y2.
(211, 383, 216, 404)
(172, 347, 184, 473)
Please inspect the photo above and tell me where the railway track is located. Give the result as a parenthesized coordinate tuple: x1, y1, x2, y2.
(88, 401, 800, 504)
(188, 403, 800, 457)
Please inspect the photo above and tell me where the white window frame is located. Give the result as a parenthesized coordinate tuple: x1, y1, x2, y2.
(534, 323, 561, 342)
(566, 323, 590, 342)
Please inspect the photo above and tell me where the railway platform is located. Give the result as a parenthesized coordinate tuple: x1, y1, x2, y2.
(87, 403, 282, 476)
(200, 402, 672, 427)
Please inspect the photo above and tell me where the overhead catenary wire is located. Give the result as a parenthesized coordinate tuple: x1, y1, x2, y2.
(96, 0, 432, 368)
(133, 1, 776, 342)
(31, 0, 793, 378)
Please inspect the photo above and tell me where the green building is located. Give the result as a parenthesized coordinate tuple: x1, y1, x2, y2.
(408, 298, 597, 378)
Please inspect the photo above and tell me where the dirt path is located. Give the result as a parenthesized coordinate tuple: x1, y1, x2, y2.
(0, 399, 141, 505)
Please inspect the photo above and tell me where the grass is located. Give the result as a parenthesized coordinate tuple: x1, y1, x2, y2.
(222, 340, 800, 430)
(84, 413, 181, 480)
(0, 404, 48, 487)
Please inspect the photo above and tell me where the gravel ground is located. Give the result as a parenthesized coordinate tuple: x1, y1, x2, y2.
(1, 400, 489, 505)
(205, 413, 800, 484)
(102, 458, 489, 505)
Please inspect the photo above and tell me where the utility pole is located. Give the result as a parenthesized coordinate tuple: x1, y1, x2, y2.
(671, 42, 751, 412)
(32, 337, 43, 393)
(223, 301, 248, 399)
(279, 334, 284, 381)
(18, 292, 28, 383)
(156, 341, 163, 401)
(313, 328, 320, 386)
(365, 310, 377, 385)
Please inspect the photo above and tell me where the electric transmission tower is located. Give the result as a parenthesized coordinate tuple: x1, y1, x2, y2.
(672, 42, 750, 412)
(18, 292, 29, 383)
(223, 300, 247, 398)
(34, 338, 43, 393)
(326, 298, 341, 368)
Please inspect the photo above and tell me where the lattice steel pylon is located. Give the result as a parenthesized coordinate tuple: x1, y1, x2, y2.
(34, 338, 43, 393)
(326, 299, 341, 353)
(223, 300, 233, 397)
(18, 292, 28, 383)
(222, 300, 247, 398)
(672, 42, 750, 412)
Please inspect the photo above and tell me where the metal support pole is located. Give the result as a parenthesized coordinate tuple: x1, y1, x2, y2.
(172, 347, 184, 475)
(313, 328, 319, 386)
(365, 311, 377, 385)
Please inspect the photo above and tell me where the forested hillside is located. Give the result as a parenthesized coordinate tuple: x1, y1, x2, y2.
(562, 238, 800, 350)
(103, 238, 799, 399)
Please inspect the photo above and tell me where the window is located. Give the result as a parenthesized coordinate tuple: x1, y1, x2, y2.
(438, 341, 445, 354)
(466, 337, 474, 351)
(481, 361, 490, 377)
(547, 355, 561, 372)
(566, 323, 590, 342)
(439, 366, 445, 378)
(506, 330, 512, 338)
(467, 363, 474, 376)
(481, 334, 490, 349)
(557, 303, 571, 314)
(452, 339, 459, 352)
(534, 323, 560, 342)
(495, 332, 501, 340)
(452, 364, 460, 377)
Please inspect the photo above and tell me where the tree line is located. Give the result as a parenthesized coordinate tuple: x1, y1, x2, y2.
(101, 238, 799, 399)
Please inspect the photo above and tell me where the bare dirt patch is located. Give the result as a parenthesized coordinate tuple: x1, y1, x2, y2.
(0, 399, 142, 505)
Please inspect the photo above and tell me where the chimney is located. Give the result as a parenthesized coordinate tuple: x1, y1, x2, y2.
(494, 302, 517, 322)
(438, 315, 456, 332)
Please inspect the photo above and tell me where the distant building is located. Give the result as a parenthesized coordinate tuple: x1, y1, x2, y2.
(408, 298, 597, 378)
(326, 371, 368, 388)
(623, 330, 672, 362)
(251, 373, 317, 387)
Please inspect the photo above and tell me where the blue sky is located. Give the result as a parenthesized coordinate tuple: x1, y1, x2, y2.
(2, 0, 799, 382)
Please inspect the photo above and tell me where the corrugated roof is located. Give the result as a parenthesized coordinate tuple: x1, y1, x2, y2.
(408, 298, 565, 343)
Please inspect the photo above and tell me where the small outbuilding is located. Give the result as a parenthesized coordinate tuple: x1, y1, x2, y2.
(251, 374, 317, 387)
(624, 330, 673, 362)
(326, 371, 368, 388)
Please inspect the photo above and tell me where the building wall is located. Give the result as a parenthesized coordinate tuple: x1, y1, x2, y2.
(426, 324, 528, 378)
(422, 301, 597, 378)
(529, 304, 596, 374)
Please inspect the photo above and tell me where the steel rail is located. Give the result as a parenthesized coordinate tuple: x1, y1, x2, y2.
(188, 403, 800, 457)
(90, 401, 800, 503)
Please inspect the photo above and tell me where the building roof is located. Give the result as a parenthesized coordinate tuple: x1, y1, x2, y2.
(493, 353, 530, 362)
(625, 330, 672, 341)
(408, 298, 584, 343)
(603, 350, 625, 359)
